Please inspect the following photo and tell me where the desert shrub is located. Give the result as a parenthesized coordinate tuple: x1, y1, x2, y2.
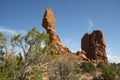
(58, 61, 74, 80)
(97, 63, 106, 71)
(0, 58, 19, 80)
(81, 78, 88, 80)
(29, 66, 43, 80)
(48, 57, 80, 80)
(117, 63, 120, 76)
(102, 66, 115, 80)
(0, 27, 50, 80)
(117, 68, 120, 76)
(0, 32, 6, 62)
(118, 63, 120, 68)
(0, 49, 5, 61)
(73, 62, 81, 74)
(110, 63, 118, 74)
(45, 53, 59, 62)
(81, 62, 96, 73)
(97, 63, 115, 80)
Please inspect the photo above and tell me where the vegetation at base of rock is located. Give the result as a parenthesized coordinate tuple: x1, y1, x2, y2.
(81, 78, 88, 80)
(0, 27, 120, 80)
(97, 63, 116, 80)
(102, 67, 115, 80)
(0, 27, 81, 80)
(81, 62, 96, 73)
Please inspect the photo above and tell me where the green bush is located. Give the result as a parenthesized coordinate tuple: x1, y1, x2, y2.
(73, 62, 81, 74)
(81, 78, 88, 80)
(81, 62, 96, 73)
(0, 58, 19, 80)
(102, 67, 115, 80)
(97, 63, 106, 71)
(97, 63, 115, 80)
(117, 68, 120, 76)
(0, 27, 50, 80)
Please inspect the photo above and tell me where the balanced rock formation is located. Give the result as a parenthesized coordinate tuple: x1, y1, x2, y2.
(42, 8, 70, 54)
(81, 30, 108, 64)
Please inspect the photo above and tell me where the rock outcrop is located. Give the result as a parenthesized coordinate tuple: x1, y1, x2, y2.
(42, 8, 70, 54)
(76, 51, 90, 62)
(42, 8, 108, 64)
(81, 30, 108, 64)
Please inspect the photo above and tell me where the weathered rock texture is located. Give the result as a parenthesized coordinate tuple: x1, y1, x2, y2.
(42, 8, 108, 64)
(81, 30, 108, 64)
(42, 8, 70, 54)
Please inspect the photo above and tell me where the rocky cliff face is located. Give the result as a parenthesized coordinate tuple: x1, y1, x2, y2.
(81, 30, 108, 64)
(42, 8, 70, 54)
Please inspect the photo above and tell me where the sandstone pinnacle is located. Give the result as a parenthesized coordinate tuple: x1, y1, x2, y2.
(42, 8, 70, 54)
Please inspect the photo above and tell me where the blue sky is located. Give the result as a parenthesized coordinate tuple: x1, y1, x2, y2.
(0, 0, 120, 63)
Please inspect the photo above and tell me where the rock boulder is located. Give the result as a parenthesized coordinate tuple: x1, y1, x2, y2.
(81, 30, 108, 64)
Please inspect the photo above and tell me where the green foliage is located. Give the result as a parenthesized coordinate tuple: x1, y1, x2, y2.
(97, 63, 115, 80)
(1, 53, 22, 79)
(28, 66, 43, 80)
(57, 60, 79, 80)
(102, 67, 115, 80)
(0, 58, 19, 80)
(45, 53, 59, 62)
(73, 62, 81, 74)
(16, 52, 23, 65)
(58, 61, 71, 79)
(1, 27, 119, 80)
(0, 32, 6, 61)
(110, 63, 118, 73)
(117, 68, 120, 76)
(81, 62, 96, 73)
(97, 63, 106, 70)
(47, 56, 81, 80)
(0, 50, 5, 61)
(0, 27, 50, 80)
(0, 32, 6, 48)
(81, 78, 88, 80)
(25, 27, 49, 47)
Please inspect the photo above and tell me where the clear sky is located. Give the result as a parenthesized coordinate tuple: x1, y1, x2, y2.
(0, 0, 120, 63)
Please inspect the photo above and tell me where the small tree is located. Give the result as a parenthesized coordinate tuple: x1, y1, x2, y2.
(11, 27, 49, 79)
(0, 32, 6, 61)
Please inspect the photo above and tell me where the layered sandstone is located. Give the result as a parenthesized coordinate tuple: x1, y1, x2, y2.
(42, 8, 70, 54)
(81, 30, 108, 64)
(42, 8, 108, 64)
